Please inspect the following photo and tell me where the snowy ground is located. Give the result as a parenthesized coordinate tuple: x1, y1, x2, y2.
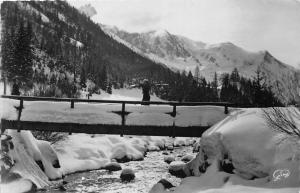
(87, 88, 163, 101)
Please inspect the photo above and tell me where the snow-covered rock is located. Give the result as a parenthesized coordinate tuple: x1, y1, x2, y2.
(181, 154, 194, 163)
(164, 156, 175, 164)
(168, 161, 187, 178)
(0, 130, 63, 193)
(149, 179, 174, 193)
(185, 108, 300, 180)
(160, 108, 300, 193)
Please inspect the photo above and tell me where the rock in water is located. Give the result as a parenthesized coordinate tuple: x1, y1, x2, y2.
(149, 179, 174, 193)
(169, 161, 187, 178)
(167, 146, 174, 150)
(120, 168, 135, 182)
(104, 162, 122, 171)
(181, 154, 194, 163)
(164, 156, 175, 164)
(158, 179, 174, 189)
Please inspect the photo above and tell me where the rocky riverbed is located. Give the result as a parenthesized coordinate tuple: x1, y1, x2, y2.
(39, 146, 196, 193)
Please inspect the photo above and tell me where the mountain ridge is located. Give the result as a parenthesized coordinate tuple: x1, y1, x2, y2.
(102, 25, 300, 104)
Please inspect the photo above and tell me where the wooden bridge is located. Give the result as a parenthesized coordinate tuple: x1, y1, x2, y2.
(1, 95, 233, 137)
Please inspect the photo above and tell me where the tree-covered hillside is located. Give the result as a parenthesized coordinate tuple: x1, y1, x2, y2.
(1, 0, 173, 96)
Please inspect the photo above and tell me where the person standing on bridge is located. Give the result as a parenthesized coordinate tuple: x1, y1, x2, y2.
(11, 79, 20, 96)
(142, 79, 151, 105)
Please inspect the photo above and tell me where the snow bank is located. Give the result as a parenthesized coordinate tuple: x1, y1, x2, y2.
(53, 134, 193, 174)
(0, 130, 63, 193)
(153, 108, 300, 193)
(1, 129, 195, 193)
(0, 179, 34, 193)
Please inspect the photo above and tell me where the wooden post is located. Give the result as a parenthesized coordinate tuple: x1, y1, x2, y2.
(20, 99, 24, 110)
(3, 77, 7, 95)
(121, 102, 125, 137)
(71, 100, 74, 109)
(171, 105, 177, 117)
(224, 104, 228, 114)
(17, 99, 24, 132)
(171, 104, 177, 138)
(0, 120, 4, 134)
(172, 122, 176, 138)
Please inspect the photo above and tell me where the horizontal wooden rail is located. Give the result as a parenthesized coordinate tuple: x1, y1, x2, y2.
(1, 119, 210, 137)
(1, 95, 233, 107)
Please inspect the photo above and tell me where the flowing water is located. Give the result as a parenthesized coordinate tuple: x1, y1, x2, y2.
(41, 146, 195, 193)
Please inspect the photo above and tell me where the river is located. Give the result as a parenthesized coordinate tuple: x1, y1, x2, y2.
(41, 146, 195, 193)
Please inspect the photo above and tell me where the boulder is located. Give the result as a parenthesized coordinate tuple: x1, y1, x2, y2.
(167, 146, 174, 150)
(181, 154, 194, 163)
(104, 162, 122, 171)
(120, 168, 135, 182)
(164, 156, 175, 164)
(169, 161, 187, 178)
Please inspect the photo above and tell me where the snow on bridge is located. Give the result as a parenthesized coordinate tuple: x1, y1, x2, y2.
(1, 95, 232, 137)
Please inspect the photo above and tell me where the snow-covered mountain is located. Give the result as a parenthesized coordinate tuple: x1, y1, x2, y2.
(101, 25, 204, 72)
(79, 4, 97, 18)
(102, 25, 300, 104)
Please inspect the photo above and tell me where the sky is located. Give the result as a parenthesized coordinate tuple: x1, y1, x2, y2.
(68, 0, 300, 68)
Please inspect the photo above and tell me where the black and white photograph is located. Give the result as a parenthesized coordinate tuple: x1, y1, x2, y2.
(0, 0, 300, 192)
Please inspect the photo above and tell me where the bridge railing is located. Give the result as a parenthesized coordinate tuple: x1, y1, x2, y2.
(1, 95, 232, 114)
(1, 95, 234, 136)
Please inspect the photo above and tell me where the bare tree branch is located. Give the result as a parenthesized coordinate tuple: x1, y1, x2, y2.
(263, 107, 300, 138)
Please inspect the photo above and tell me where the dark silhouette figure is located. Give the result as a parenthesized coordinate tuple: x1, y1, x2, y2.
(142, 79, 150, 105)
(11, 80, 20, 96)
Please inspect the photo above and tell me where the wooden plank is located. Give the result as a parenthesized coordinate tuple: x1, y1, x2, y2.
(1, 119, 209, 137)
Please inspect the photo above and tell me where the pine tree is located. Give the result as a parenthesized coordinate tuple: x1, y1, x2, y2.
(220, 74, 230, 102)
(2, 26, 16, 82)
(106, 81, 112, 94)
(230, 67, 240, 83)
(100, 65, 107, 90)
(194, 65, 200, 84)
(14, 21, 34, 87)
(211, 72, 219, 101)
(80, 67, 87, 88)
(49, 74, 56, 85)
(253, 67, 265, 106)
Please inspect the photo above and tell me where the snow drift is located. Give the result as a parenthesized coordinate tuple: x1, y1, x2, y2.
(0, 130, 63, 193)
(154, 108, 300, 193)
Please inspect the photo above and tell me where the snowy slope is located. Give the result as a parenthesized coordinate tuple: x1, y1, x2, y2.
(101, 25, 202, 72)
(102, 26, 300, 104)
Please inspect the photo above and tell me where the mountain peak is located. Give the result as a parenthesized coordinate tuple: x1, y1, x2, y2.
(79, 4, 97, 18)
(147, 29, 169, 37)
(206, 42, 237, 50)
